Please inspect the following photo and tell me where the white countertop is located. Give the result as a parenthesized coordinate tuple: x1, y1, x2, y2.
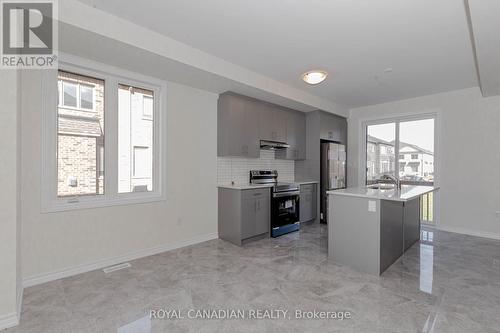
(217, 183, 274, 190)
(327, 185, 438, 202)
(218, 180, 318, 190)
(296, 180, 319, 185)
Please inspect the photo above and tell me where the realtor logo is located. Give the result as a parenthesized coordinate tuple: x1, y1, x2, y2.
(1, 0, 57, 68)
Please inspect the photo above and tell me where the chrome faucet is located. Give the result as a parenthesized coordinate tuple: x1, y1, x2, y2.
(381, 174, 401, 190)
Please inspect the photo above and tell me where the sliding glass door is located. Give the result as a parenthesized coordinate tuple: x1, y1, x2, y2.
(366, 122, 396, 184)
(365, 116, 435, 223)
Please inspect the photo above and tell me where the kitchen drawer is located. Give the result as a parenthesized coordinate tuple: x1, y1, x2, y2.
(300, 184, 316, 193)
(241, 188, 270, 200)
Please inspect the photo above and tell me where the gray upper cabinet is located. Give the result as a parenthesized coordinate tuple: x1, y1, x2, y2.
(319, 112, 347, 144)
(276, 111, 306, 160)
(259, 103, 287, 142)
(218, 92, 308, 159)
(218, 94, 260, 158)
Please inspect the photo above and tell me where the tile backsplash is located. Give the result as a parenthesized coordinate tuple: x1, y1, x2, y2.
(217, 150, 294, 185)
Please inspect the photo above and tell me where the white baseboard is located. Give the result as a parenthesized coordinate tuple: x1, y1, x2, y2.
(23, 232, 218, 288)
(17, 286, 23, 322)
(0, 312, 18, 331)
(436, 225, 500, 241)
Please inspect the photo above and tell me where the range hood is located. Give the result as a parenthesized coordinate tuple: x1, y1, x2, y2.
(260, 140, 290, 150)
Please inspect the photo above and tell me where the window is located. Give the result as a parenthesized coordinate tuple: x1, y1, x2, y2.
(57, 71, 104, 197)
(43, 58, 165, 212)
(363, 116, 436, 222)
(62, 81, 77, 107)
(143, 96, 153, 119)
(118, 85, 154, 193)
(80, 85, 94, 110)
(366, 122, 396, 183)
(59, 76, 95, 111)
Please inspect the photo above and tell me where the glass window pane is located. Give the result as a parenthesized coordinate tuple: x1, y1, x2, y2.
(366, 123, 396, 184)
(80, 85, 94, 110)
(63, 81, 77, 107)
(118, 84, 154, 193)
(57, 71, 105, 197)
(399, 119, 434, 183)
(143, 96, 153, 118)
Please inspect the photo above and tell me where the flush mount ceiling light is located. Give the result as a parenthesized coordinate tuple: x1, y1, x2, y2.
(302, 70, 328, 85)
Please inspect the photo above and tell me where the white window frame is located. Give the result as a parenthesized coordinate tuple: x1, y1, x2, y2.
(42, 54, 167, 212)
(359, 112, 441, 224)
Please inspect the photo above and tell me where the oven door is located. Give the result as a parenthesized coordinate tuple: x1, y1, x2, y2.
(272, 191, 300, 227)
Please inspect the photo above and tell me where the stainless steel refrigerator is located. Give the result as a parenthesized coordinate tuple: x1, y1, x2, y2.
(320, 142, 346, 223)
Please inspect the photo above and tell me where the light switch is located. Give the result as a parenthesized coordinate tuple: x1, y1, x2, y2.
(368, 200, 377, 212)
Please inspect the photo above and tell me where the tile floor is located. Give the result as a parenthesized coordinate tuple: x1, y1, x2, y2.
(6, 223, 500, 333)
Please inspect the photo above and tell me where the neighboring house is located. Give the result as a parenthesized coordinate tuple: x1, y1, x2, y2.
(367, 135, 434, 182)
(366, 135, 395, 182)
(57, 71, 105, 196)
(57, 71, 154, 197)
(398, 142, 434, 180)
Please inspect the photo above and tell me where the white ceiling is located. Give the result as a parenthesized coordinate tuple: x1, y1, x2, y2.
(76, 0, 478, 108)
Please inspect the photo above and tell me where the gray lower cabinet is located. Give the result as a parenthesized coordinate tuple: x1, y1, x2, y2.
(218, 187, 270, 246)
(299, 183, 317, 222)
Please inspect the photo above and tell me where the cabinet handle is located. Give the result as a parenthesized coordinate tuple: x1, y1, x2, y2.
(254, 201, 257, 212)
(257, 200, 260, 210)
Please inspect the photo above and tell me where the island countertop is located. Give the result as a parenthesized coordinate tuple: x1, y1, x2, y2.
(327, 185, 438, 202)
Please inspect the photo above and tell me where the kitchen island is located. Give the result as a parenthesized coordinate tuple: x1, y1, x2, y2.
(327, 185, 438, 275)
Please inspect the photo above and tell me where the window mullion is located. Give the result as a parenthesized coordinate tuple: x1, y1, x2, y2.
(104, 77, 119, 199)
(395, 121, 400, 181)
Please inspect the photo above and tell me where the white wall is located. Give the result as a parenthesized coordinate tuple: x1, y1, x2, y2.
(348, 87, 500, 239)
(20, 70, 218, 283)
(0, 70, 22, 328)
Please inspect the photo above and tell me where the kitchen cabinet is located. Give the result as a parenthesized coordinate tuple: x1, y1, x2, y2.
(218, 92, 309, 159)
(299, 183, 317, 223)
(218, 93, 260, 158)
(319, 112, 347, 143)
(218, 187, 271, 246)
(258, 103, 287, 143)
(276, 111, 306, 160)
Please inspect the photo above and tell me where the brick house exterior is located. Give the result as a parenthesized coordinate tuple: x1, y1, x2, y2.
(57, 71, 105, 196)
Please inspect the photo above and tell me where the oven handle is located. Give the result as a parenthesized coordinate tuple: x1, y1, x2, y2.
(273, 191, 300, 198)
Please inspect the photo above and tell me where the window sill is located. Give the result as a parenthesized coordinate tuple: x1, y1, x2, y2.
(42, 193, 166, 213)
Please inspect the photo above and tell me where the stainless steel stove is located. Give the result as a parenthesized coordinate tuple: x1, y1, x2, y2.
(250, 170, 300, 237)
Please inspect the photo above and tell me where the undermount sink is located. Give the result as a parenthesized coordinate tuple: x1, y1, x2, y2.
(368, 184, 396, 190)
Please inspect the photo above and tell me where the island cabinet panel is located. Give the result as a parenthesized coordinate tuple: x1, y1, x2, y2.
(217, 94, 260, 158)
(218, 187, 270, 246)
(328, 195, 381, 275)
(403, 198, 421, 251)
(299, 183, 317, 222)
(379, 200, 404, 274)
